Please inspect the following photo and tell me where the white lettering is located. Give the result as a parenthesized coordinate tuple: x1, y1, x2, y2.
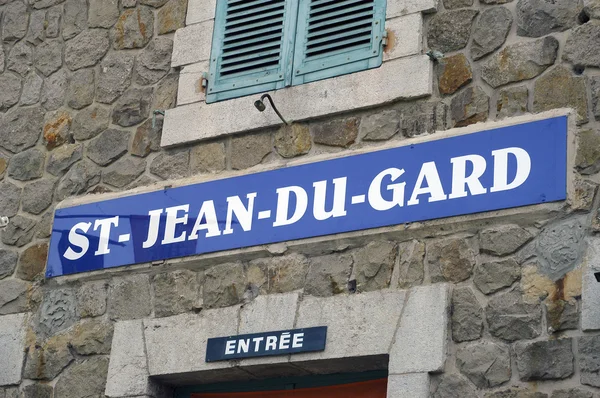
(449, 154, 487, 199)
(188, 200, 221, 240)
(279, 333, 291, 350)
(223, 193, 257, 235)
(491, 147, 531, 193)
(407, 162, 447, 206)
(368, 168, 406, 211)
(265, 336, 277, 351)
(292, 333, 304, 348)
(93, 216, 119, 256)
(225, 340, 235, 355)
(313, 178, 347, 220)
(273, 186, 308, 227)
(162, 205, 189, 244)
(142, 209, 163, 249)
(237, 339, 250, 354)
(63, 222, 92, 260)
(252, 337, 264, 352)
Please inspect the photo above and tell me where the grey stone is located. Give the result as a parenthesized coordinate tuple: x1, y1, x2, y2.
(112, 7, 155, 49)
(0, 152, 6, 178)
(0, 279, 29, 314)
(158, 0, 188, 34)
(481, 37, 559, 88)
(1, 215, 35, 247)
(71, 319, 114, 355)
(62, 0, 87, 40)
(131, 119, 162, 157)
(515, 339, 574, 381)
(353, 241, 396, 292)
(108, 275, 152, 320)
(497, 86, 529, 119)
(585, 0, 600, 19)
(20, 72, 44, 105)
(486, 289, 541, 341)
(76, 281, 108, 317)
(397, 240, 425, 288)
(0, 249, 17, 279)
(592, 76, 600, 121)
(564, 21, 600, 68)
(46, 143, 83, 175)
(136, 37, 173, 85)
(7, 148, 45, 181)
(231, 132, 272, 169)
(189, 141, 226, 173)
(304, 254, 352, 297)
(427, 10, 478, 53)
(88, 0, 119, 28)
(23, 333, 73, 380)
(35, 207, 54, 239)
(153, 270, 200, 317)
(86, 128, 130, 166)
(546, 299, 579, 332)
(54, 357, 109, 398)
(65, 29, 110, 71)
(7, 41, 33, 76)
(451, 86, 489, 128)
(16, 242, 49, 281)
(360, 110, 399, 141)
(42, 109, 72, 149)
(96, 52, 134, 104)
(457, 342, 511, 388)
(22, 384, 53, 398)
(0, 45, 4, 72)
(474, 258, 521, 295)
(427, 237, 476, 282)
(67, 68, 95, 109)
(149, 148, 189, 179)
(312, 117, 359, 147)
(0, 313, 28, 385)
(203, 262, 246, 308)
(451, 287, 483, 342)
(55, 160, 101, 200)
(46, 7, 62, 38)
(22, 179, 54, 214)
(152, 71, 178, 110)
(141, 0, 168, 7)
(72, 105, 110, 141)
(29, 0, 65, 8)
(485, 388, 548, 398)
(534, 66, 589, 125)
(27, 9, 46, 44)
(103, 156, 146, 188)
(432, 374, 477, 398)
(0, 106, 44, 153)
(41, 69, 67, 110)
(579, 335, 600, 387)
(471, 7, 513, 60)
(534, 216, 586, 280)
(480, 224, 533, 256)
(0, 73, 21, 111)
(34, 40, 63, 76)
(2, 1, 28, 42)
(443, 0, 473, 8)
(516, 0, 583, 37)
(577, 129, 600, 175)
(111, 87, 153, 127)
(38, 289, 77, 336)
(551, 389, 593, 398)
(123, 0, 137, 6)
(248, 254, 309, 294)
(0, 180, 21, 218)
(273, 123, 311, 158)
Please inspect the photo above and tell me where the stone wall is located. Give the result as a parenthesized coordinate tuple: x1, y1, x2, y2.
(1, 0, 600, 397)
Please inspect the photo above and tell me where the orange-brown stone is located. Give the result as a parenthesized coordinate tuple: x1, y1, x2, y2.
(438, 54, 473, 95)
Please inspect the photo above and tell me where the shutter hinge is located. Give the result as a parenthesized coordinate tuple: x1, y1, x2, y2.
(200, 72, 209, 93)
(381, 30, 388, 47)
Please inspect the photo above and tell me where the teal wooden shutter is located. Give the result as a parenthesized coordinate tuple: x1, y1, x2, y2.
(291, 0, 387, 86)
(206, 0, 300, 103)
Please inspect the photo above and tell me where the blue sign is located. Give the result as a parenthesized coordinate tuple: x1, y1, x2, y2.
(46, 117, 568, 277)
(205, 327, 327, 362)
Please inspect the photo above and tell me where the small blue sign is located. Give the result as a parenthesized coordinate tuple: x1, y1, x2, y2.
(205, 327, 328, 362)
(46, 117, 568, 277)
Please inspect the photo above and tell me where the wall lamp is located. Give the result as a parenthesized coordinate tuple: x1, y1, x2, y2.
(254, 94, 290, 125)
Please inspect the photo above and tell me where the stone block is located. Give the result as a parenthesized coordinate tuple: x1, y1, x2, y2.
(387, 373, 429, 398)
(386, 0, 437, 18)
(76, 281, 108, 318)
(304, 254, 352, 297)
(517, 0, 583, 37)
(162, 56, 432, 146)
(428, 10, 478, 53)
(55, 357, 109, 398)
(186, 0, 216, 25)
(144, 308, 239, 377)
(432, 374, 477, 398)
(177, 61, 208, 105)
(534, 66, 589, 125)
(0, 313, 27, 386)
(153, 270, 200, 317)
(452, 287, 483, 342)
(384, 14, 422, 61)
(486, 289, 541, 341)
(108, 275, 152, 321)
(389, 284, 449, 374)
(172, 21, 213, 67)
(579, 335, 600, 387)
(582, 255, 600, 331)
(515, 339, 574, 381)
(292, 290, 405, 366)
(456, 342, 511, 388)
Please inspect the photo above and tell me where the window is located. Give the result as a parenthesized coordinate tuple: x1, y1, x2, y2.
(206, 0, 387, 103)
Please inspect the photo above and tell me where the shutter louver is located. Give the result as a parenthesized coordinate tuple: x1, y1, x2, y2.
(292, 0, 386, 85)
(206, 0, 299, 103)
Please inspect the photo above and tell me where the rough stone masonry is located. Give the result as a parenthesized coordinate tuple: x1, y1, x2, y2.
(1, 0, 600, 397)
